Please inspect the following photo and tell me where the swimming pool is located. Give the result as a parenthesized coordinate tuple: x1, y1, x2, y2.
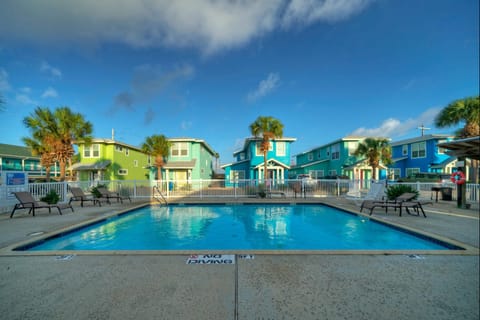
(20, 204, 458, 251)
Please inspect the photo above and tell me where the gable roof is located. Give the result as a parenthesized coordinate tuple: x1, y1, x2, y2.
(390, 134, 454, 147)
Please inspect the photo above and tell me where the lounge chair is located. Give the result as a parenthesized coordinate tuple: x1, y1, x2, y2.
(361, 192, 430, 217)
(346, 181, 386, 206)
(68, 187, 103, 207)
(97, 187, 131, 204)
(10, 191, 74, 218)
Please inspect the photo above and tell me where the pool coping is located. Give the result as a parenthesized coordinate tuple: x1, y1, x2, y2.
(1, 201, 478, 256)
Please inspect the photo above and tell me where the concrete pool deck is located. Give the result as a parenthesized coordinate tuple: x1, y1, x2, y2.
(0, 198, 478, 319)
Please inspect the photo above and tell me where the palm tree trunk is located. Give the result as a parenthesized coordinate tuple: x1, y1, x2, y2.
(45, 167, 51, 182)
(59, 160, 66, 181)
(263, 151, 268, 185)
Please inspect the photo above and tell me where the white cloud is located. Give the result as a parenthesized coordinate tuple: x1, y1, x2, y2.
(282, 0, 373, 27)
(0, 68, 11, 91)
(247, 73, 280, 103)
(41, 87, 58, 98)
(40, 61, 62, 78)
(0, 0, 374, 55)
(16, 88, 37, 105)
(350, 108, 442, 138)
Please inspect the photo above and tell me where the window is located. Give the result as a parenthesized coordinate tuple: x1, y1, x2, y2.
(118, 169, 128, 175)
(411, 142, 426, 158)
(309, 170, 324, 179)
(402, 145, 408, 156)
(328, 170, 337, 176)
(389, 168, 400, 180)
(276, 142, 286, 156)
(331, 144, 340, 160)
(437, 140, 447, 154)
(307, 153, 313, 161)
(406, 168, 420, 177)
(239, 153, 245, 160)
(115, 145, 123, 152)
(171, 143, 188, 157)
(133, 160, 138, 167)
(255, 142, 272, 156)
(84, 144, 100, 158)
(230, 170, 245, 183)
(125, 148, 129, 156)
(317, 151, 322, 159)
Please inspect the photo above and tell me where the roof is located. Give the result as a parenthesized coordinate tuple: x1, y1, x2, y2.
(0, 143, 38, 159)
(390, 134, 454, 146)
(293, 136, 381, 157)
(437, 136, 480, 160)
(430, 156, 457, 169)
(168, 137, 217, 156)
(291, 158, 329, 169)
(69, 160, 111, 171)
(253, 158, 291, 169)
(391, 157, 408, 162)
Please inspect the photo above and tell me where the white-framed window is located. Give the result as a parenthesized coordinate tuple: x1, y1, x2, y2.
(115, 145, 123, 152)
(84, 144, 100, 158)
(309, 170, 324, 178)
(411, 142, 426, 158)
(406, 168, 420, 177)
(389, 168, 400, 180)
(125, 148, 129, 156)
(229, 170, 245, 183)
(255, 142, 272, 156)
(133, 160, 138, 167)
(402, 145, 408, 156)
(307, 153, 313, 161)
(331, 144, 340, 160)
(239, 152, 245, 160)
(118, 169, 128, 175)
(171, 143, 188, 157)
(276, 142, 286, 156)
(328, 170, 337, 176)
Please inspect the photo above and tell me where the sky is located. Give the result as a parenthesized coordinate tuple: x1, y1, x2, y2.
(0, 0, 478, 165)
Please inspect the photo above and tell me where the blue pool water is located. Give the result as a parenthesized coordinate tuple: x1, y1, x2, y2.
(23, 204, 455, 251)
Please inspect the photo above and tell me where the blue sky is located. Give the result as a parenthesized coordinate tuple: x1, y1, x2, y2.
(0, 0, 478, 165)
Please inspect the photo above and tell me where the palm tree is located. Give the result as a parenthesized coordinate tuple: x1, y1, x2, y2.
(435, 95, 480, 184)
(435, 96, 480, 137)
(22, 136, 56, 181)
(353, 138, 392, 180)
(23, 106, 93, 181)
(249, 116, 284, 183)
(141, 134, 171, 181)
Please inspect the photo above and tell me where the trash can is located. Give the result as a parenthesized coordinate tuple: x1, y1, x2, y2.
(441, 187, 452, 201)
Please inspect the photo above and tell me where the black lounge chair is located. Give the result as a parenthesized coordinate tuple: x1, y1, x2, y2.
(69, 187, 103, 207)
(361, 192, 429, 217)
(10, 191, 74, 218)
(97, 187, 131, 204)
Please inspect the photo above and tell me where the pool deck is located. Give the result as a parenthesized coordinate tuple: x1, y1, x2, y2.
(0, 197, 478, 319)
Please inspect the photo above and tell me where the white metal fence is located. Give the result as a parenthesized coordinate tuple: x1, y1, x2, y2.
(1, 179, 479, 213)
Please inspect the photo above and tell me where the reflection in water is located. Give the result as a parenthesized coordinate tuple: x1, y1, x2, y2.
(28, 204, 449, 251)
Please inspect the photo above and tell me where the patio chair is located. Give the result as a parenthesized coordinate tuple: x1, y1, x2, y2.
(68, 187, 103, 207)
(10, 191, 74, 218)
(360, 192, 430, 217)
(345, 181, 386, 206)
(97, 187, 131, 204)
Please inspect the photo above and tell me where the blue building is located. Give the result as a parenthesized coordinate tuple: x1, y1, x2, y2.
(222, 137, 296, 185)
(389, 134, 456, 180)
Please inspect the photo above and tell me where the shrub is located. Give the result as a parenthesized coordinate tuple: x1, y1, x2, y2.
(40, 189, 60, 204)
(91, 184, 107, 198)
(386, 184, 419, 200)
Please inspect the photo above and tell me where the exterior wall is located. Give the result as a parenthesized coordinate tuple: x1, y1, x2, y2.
(290, 138, 363, 178)
(75, 138, 216, 182)
(223, 138, 296, 185)
(389, 134, 455, 179)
